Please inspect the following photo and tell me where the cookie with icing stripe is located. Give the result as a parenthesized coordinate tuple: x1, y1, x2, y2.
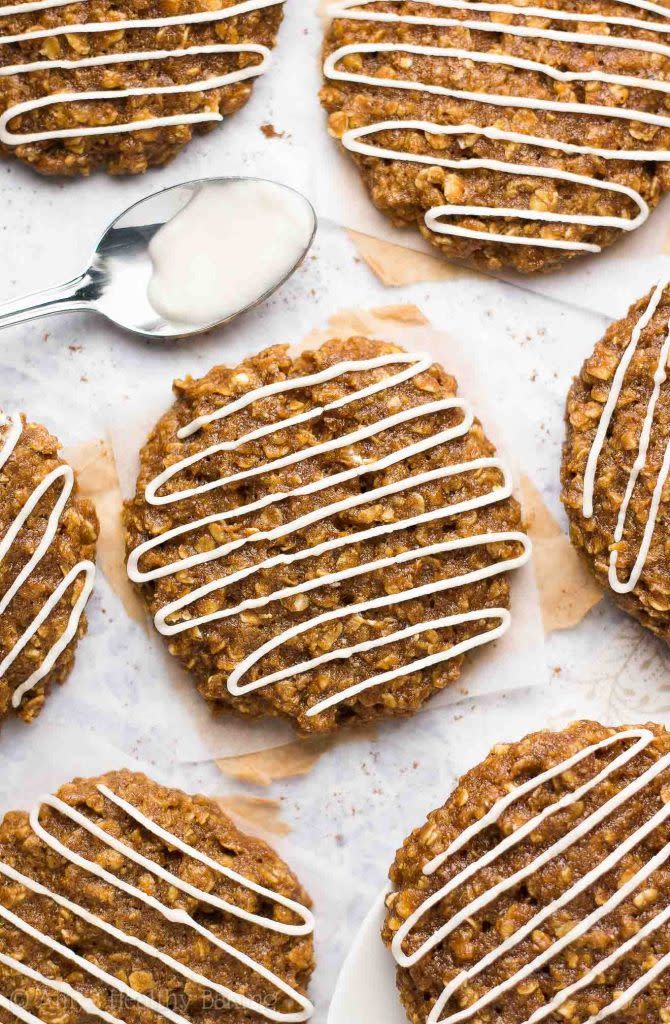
(0, 769, 315, 1024)
(562, 280, 670, 641)
(0, 412, 97, 726)
(383, 720, 670, 1024)
(124, 337, 530, 734)
(320, 0, 670, 275)
(0, 0, 283, 177)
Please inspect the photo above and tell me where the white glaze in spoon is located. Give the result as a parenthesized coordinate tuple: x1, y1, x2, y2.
(147, 180, 316, 327)
(0, 177, 317, 340)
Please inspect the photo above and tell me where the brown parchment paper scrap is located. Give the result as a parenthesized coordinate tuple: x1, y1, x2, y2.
(216, 721, 379, 786)
(217, 736, 333, 786)
(521, 474, 603, 633)
(64, 438, 145, 625)
(213, 795, 291, 837)
(370, 304, 429, 324)
(296, 303, 429, 357)
(348, 230, 472, 288)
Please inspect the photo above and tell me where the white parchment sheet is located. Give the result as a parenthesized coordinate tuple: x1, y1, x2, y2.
(1, 3, 670, 1019)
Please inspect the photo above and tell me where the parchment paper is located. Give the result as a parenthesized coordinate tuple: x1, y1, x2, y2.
(64, 439, 145, 625)
(521, 474, 603, 633)
(348, 231, 470, 288)
(100, 305, 548, 762)
(214, 794, 292, 836)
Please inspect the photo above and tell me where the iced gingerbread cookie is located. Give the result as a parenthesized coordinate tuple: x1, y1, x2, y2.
(321, 0, 670, 274)
(0, 769, 315, 1023)
(124, 337, 530, 733)
(0, 0, 284, 176)
(562, 279, 670, 641)
(384, 720, 670, 1024)
(0, 412, 97, 726)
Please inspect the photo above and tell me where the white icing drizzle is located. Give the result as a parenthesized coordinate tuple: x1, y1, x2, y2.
(0, 782, 315, 1023)
(0, 413, 95, 709)
(582, 277, 670, 594)
(0, 950, 127, 1024)
(392, 727, 670, 1024)
(0, 0, 282, 145)
(324, 0, 670, 252)
(127, 351, 531, 718)
(0, 991, 55, 1024)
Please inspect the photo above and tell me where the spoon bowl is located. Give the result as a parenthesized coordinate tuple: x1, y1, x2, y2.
(0, 177, 317, 341)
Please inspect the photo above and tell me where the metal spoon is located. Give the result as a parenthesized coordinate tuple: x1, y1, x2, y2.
(0, 177, 317, 340)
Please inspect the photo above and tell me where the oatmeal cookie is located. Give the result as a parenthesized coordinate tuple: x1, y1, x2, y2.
(124, 337, 530, 734)
(0, 0, 283, 177)
(320, 0, 670, 275)
(383, 720, 670, 1024)
(0, 412, 98, 726)
(0, 769, 315, 1024)
(561, 280, 670, 641)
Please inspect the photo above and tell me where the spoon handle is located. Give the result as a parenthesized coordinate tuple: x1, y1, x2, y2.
(0, 274, 90, 330)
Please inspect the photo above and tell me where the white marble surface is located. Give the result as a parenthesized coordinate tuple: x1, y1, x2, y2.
(1, 4, 670, 1021)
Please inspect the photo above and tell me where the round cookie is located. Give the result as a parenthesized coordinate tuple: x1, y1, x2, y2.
(0, 412, 98, 726)
(124, 337, 530, 734)
(0, 0, 284, 177)
(562, 280, 670, 641)
(320, 0, 670, 275)
(383, 720, 670, 1024)
(0, 769, 315, 1024)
